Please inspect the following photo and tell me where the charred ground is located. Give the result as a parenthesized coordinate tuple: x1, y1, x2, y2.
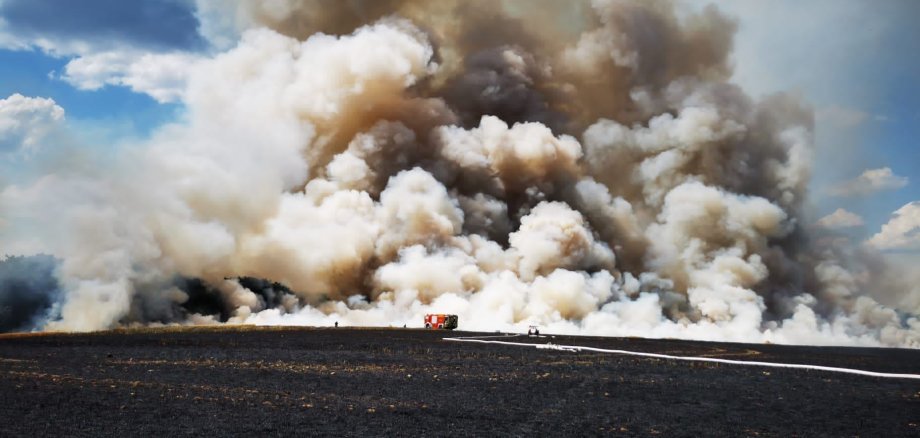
(1, 327, 918, 436)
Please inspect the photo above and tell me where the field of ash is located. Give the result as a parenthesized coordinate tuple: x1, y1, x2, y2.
(1, 327, 918, 436)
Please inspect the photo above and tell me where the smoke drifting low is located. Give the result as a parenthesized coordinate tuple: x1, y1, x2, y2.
(0, 255, 61, 332)
(3, 0, 918, 346)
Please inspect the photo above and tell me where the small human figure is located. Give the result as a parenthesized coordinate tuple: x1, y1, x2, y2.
(335, 321, 339, 328)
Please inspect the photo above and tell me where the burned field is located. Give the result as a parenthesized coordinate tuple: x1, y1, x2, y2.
(1, 327, 918, 436)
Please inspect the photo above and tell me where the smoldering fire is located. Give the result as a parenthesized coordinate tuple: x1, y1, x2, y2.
(2, 0, 918, 347)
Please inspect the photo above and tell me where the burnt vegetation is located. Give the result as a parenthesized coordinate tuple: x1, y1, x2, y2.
(0, 327, 918, 436)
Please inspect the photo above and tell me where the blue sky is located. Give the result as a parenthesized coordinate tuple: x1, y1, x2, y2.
(0, 0, 197, 146)
(0, 0, 918, 251)
(0, 49, 181, 133)
(720, 0, 920, 238)
(1, 0, 205, 51)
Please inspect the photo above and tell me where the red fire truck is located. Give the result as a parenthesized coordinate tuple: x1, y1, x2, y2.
(424, 314, 458, 330)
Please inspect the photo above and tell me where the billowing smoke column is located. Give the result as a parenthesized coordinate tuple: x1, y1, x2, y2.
(4, 0, 919, 347)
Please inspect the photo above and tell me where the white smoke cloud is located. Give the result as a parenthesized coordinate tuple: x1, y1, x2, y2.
(510, 202, 615, 280)
(2, 1, 918, 348)
(35, 19, 438, 331)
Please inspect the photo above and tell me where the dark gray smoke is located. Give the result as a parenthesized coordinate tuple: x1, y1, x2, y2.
(0, 255, 62, 332)
(438, 45, 567, 132)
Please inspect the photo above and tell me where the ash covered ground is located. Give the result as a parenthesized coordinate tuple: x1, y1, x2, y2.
(1, 327, 918, 436)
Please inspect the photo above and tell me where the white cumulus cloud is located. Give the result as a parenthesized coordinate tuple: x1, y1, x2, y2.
(0, 0, 207, 103)
(827, 167, 909, 197)
(816, 208, 864, 228)
(0, 93, 64, 154)
(867, 202, 920, 251)
(61, 51, 201, 103)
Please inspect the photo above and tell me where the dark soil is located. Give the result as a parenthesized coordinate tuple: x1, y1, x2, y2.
(1, 327, 918, 437)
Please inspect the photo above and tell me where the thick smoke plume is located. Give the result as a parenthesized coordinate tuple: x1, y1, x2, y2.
(2, 0, 918, 347)
(0, 255, 61, 332)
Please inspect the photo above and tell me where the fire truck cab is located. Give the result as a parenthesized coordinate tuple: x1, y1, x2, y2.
(424, 314, 458, 330)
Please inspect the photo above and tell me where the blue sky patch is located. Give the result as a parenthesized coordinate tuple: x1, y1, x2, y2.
(0, 0, 206, 51)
